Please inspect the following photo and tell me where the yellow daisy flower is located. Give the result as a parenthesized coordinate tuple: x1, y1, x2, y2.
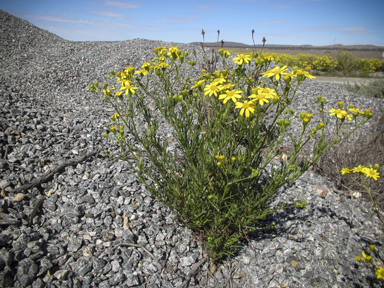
(248, 93, 272, 106)
(204, 83, 222, 97)
(159, 62, 169, 69)
(352, 165, 366, 173)
(235, 100, 257, 118)
(329, 108, 352, 120)
(261, 66, 288, 81)
(191, 80, 205, 89)
(340, 168, 351, 175)
(256, 87, 277, 98)
(218, 89, 242, 104)
(376, 267, 384, 280)
(363, 168, 380, 180)
(233, 54, 252, 65)
(120, 81, 138, 95)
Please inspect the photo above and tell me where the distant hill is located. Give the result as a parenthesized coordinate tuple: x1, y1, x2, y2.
(189, 41, 384, 50)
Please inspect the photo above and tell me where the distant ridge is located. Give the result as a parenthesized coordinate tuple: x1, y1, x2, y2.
(189, 41, 384, 50)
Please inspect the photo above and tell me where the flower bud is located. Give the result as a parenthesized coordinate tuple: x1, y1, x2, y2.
(338, 101, 344, 109)
(364, 109, 373, 118)
(370, 245, 375, 252)
(300, 112, 306, 120)
(271, 96, 280, 105)
(103, 132, 109, 138)
(119, 126, 124, 134)
(181, 90, 188, 97)
(317, 122, 324, 129)
(296, 71, 305, 82)
(110, 126, 116, 134)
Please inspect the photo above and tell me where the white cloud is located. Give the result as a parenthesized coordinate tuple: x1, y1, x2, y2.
(261, 20, 287, 24)
(103, 0, 140, 9)
(274, 4, 290, 8)
(17, 13, 94, 24)
(150, 17, 200, 23)
(197, 5, 213, 10)
(337, 25, 370, 35)
(91, 11, 128, 19)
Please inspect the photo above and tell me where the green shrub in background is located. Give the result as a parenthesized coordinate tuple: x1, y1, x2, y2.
(91, 46, 374, 263)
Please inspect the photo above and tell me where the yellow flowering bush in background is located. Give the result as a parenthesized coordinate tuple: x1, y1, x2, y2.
(248, 50, 384, 73)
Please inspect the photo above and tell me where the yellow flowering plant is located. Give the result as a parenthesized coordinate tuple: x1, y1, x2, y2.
(90, 40, 373, 262)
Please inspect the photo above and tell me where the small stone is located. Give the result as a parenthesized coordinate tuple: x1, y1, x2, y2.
(13, 193, 25, 202)
(130, 204, 139, 210)
(67, 237, 83, 252)
(111, 259, 120, 272)
(53, 269, 69, 280)
(290, 260, 299, 269)
(83, 234, 92, 241)
(0, 180, 10, 189)
(109, 271, 126, 286)
(92, 257, 106, 272)
(83, 246, 93, 257)
(180, 256, 194, 267)
(314, 185, 327, 198)
(351, 191, 362, 199)
(102, 232, 114, 242)
(16, 258, 38, 286)
(0, 233, 9, 246)
(321, 236, 329, 242)
(123, 216, 129, 230)
(75, 257, 92, 276)
(209, 262, 217, 275)
(241, 255, 251, 265)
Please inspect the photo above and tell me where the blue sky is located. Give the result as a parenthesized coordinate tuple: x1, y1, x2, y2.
(1, 0, 383, 46)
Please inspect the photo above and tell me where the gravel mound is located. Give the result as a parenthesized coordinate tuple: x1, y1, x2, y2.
(1, 9, 384, 288)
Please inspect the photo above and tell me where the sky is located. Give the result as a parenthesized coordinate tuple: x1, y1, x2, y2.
(1, 0, 384, 46)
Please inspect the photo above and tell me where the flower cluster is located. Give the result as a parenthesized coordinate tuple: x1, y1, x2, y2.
(188, 57, 316, 118)
(340, 164, 380, 180)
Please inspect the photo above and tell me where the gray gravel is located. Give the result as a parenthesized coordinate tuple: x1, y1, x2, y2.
(1, 9, 384, 288)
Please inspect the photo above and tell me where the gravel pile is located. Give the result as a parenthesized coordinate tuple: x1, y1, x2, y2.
(1, 9, 384, 288)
